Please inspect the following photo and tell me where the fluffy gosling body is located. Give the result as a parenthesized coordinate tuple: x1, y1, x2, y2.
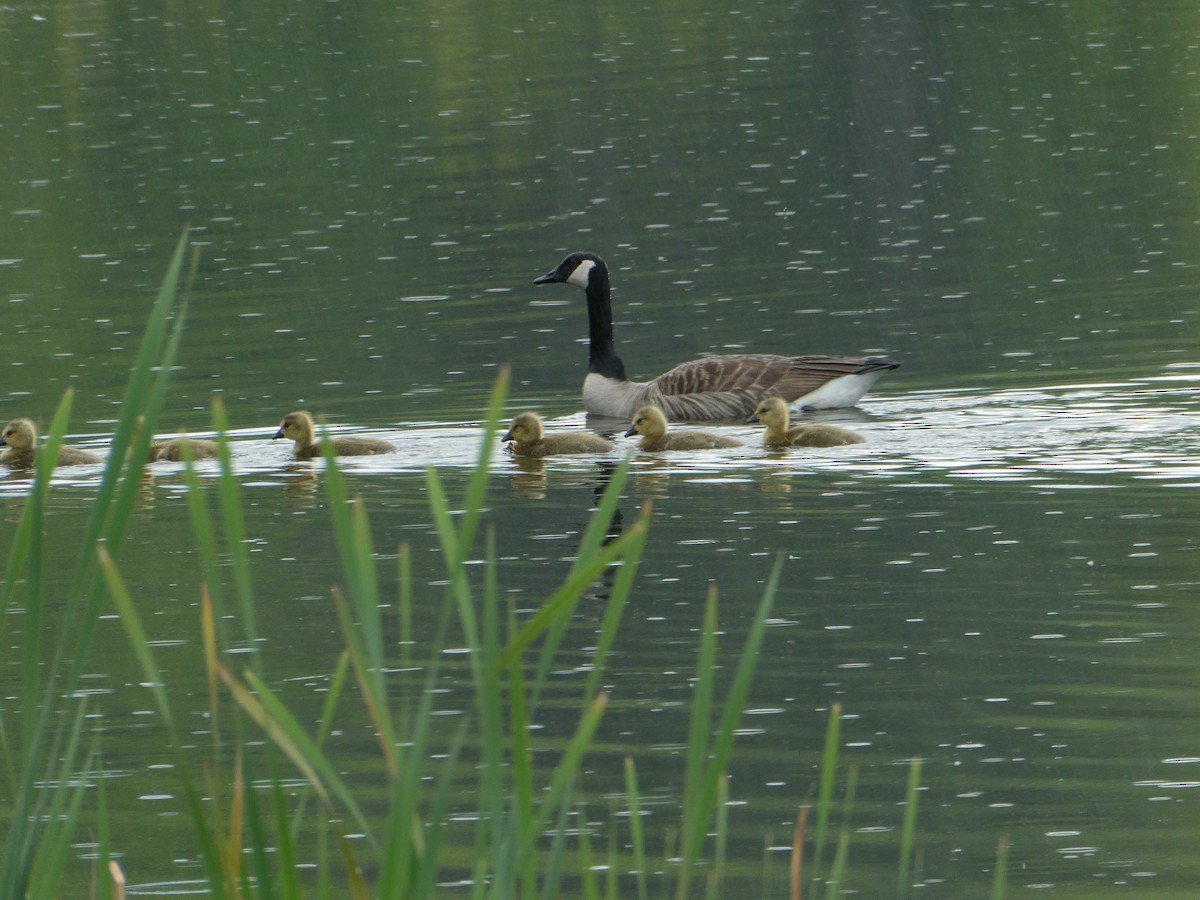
(624, 404, 741, 452)
(148, 437, 220, 462)
(0, 418, 104, 468)
(501, 411, 615, 457)
(273, 410, 396, 459)
(748, 397, 866, 449)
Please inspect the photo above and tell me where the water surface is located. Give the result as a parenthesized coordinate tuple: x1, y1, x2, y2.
(3, 0, 1200, 895)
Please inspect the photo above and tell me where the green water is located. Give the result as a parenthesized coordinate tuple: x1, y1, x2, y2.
(3, 0, 1200, 895)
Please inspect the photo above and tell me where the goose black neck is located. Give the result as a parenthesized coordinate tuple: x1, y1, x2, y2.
(584, 266, 627, 381)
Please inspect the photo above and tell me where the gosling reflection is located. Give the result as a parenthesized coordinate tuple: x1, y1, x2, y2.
(507, 455, 550, 499)
(279, 466, 320, 504)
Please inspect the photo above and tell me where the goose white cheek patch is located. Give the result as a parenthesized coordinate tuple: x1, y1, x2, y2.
(566, 259, 596, 289)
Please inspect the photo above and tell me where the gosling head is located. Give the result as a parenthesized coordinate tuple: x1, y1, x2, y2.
(534, 251, 608, 291)
(625, 404, 669, 439)
(274, 410, 315, 442)
(501, 411, 545, 445)
(748, 396, 789, 428)
(0, 418, 37, 451)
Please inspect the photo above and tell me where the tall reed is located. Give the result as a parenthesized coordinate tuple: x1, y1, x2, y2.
(0, 236, 1004, 897)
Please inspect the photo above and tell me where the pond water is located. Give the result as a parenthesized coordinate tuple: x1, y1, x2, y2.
(3, 0, 1200, 895)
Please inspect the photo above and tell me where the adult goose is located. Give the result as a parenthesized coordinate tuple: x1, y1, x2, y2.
(0, 418, 104, 468)
(748, 397, 866, 449)
(273, 411, 396, 459)
(501, 411, 615, 457)
(624, 404, 741, 452)
(533, 252, 899, 420)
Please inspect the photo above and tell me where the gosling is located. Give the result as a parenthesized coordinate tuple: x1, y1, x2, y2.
(148, 437, 220, 462)
(748, 397, 866, 449)
(501, 411, 615, 457)
(273, 410, 396, 459)
(624, 404, 741, 452)
(0, 418, 104, 468)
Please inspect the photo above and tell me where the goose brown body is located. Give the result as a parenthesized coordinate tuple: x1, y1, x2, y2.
(748, 397, 866, 449)
(0, 418, 104, 468)
(624, 404, 741, 452)
(501, 411, 615, 457)
(534, 252, 899, 420)
(149, 437, 220, 462)
(273, 411, 396, 459)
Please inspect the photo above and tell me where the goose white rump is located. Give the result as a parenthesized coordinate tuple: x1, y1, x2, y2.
(534, 252, 898, 420)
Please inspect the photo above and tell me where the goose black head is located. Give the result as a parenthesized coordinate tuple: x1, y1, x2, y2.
(534, 252, 607, 290)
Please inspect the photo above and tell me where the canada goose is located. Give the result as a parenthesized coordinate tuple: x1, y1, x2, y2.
(533, 252, 898, 419)
(748, 397, 866, 449)
(273, 411, 396, 459)
(148, 437, 220, 462)
(501, 411, 615, 457)
(0, 418, 104, 468)
(624, 404, 741, 452)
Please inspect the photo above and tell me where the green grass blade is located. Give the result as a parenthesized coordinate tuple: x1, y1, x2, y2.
(222, 666, 374, 845)
(579, 824, 599, 900)
(242, 759, 276, 900)
(504, 625, 538, 897)
(397, 542, 414, 671)
(25, 712, 92, 898)
(409, 733, 465, 900)
(990, 835, 1009, 900)
(824, 765, 858, 898)
(496, 513, 649, 675)
(812, 702, 843, 880)
(624, 757, 649, 900)
(270, 775, 303, 900)
(825, 827, 850, 900)
(682, 585, 719, 824)
(98, 547, 177, 736)
(180, 435, 232, 642)
(677, 557, 781, 899)
(566, 456, 633, 572)
(711, 773, 729, 900)
(321, 441, 385, 678)
(528, 460, 634, 708)
(209, 396, 260, 661)
(332, 587, 397, 768)
(897, 756, 922, 898)
(519, 692, 609, 875)
(535, 798, 573, 900)
(65, 232, 190, 659)
(96, 776, 113, 900)
(453, 365, 509, 555)
(582, 516, 647, 702)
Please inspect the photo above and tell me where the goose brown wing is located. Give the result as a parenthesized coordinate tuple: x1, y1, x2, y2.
(650, 354, 886, 419)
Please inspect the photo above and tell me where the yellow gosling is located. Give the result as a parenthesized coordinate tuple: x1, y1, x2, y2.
(273, 410, 395, 459)
(0, 418, 104, 468)
(624, 404, 741, 452)
(501, 411, 614, 457)
(148, 437, 220, 462)
(748, 397, 865, 449)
